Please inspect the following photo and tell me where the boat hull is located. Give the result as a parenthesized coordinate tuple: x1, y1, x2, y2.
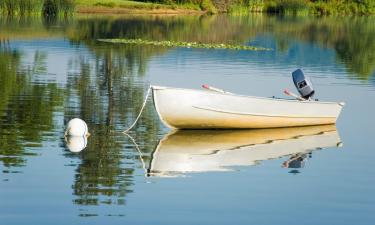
(152, 86, 344, 129)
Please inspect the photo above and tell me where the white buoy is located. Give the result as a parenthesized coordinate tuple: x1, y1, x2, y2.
(65, 136, 87, 153)
(65, 118, 89, 137)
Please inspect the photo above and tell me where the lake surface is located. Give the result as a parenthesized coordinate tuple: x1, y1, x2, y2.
(1, 14, 375, 225)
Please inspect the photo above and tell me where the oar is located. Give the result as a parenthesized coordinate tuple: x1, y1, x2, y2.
(202, 84, 232, 94)
(284, 89, 305, 101)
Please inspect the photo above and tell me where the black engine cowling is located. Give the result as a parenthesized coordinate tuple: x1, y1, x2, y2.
(292, 69, 315, 100)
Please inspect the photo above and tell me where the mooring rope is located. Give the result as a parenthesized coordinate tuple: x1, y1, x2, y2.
(124, 132, 148, 174)
(123, 86, 152, 133)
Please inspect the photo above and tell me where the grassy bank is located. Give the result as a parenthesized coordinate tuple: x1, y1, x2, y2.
(80, 0, 375, 15)
(0, 0, 205, 16)
(76, 0, 207, 14)
(1, 0, 374, 16)
(228, 0, 375, 15)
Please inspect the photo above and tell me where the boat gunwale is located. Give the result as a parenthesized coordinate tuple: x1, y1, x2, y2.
(192, 105, 337, 119)
(151, 85, 345, 106)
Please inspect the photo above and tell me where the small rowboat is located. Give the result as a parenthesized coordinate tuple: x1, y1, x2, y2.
(152, 85, 345, 129)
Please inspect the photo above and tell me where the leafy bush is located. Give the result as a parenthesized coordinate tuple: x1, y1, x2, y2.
(200, 0, 218, 14)
(265, 0, 309, 14)
(43, 0, 58, 16)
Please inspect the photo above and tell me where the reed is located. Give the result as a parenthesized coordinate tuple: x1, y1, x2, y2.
(0, 0, 75, 16)
(228, 4, 250, 15)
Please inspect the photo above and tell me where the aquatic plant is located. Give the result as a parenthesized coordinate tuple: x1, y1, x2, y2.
(97, 38, 271, 51)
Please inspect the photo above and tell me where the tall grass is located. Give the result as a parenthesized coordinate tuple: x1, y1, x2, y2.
(228, 4, 250, 15)
(0, 0, 75, 16)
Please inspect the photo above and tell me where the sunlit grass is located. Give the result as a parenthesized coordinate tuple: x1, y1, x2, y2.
(78, 0, 161, 8)
(76, 0, 201, 11)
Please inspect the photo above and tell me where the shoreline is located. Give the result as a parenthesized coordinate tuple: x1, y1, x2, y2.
(1, 0, 374, 16)
(74, 0, 374, 16)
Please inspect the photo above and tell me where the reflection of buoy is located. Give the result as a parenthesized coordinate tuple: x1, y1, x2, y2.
(65, 136, 87, 153)
(65, 118, 89, 137)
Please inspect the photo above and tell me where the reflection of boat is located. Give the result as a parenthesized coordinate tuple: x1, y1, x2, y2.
(148, 125, 342, 176)
(152, 86, 344, 129)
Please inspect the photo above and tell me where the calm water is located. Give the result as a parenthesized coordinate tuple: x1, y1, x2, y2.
(1, 14, 375, 225)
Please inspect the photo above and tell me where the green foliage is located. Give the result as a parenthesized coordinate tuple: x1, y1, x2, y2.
(1, 0, 17, 15)
(0, 46, 64, 169)
(43, 0, 75, 16)
(18, 0, 39, 15)
(59, 0, 75, 15)
(200, 0, 218, 14)
(1, 0, 373, 15)
(248, 0, 264, 12)
(43, 0, 58, 16)
(224, 0, 375, 15)
(228, 4, 250, 15)
(309, 0, 375, 15)
(264, 0, 309, 14)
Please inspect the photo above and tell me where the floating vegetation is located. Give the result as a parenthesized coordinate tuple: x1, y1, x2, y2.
(97, 38, 271, 51)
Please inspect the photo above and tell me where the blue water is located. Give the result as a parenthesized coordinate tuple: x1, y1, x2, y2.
(0, 15, 374, 225)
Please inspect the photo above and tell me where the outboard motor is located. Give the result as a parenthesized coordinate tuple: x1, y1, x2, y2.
(292, 69, 315, 100)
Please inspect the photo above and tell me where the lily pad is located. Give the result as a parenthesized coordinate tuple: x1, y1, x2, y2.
(97, 38, 271, 51)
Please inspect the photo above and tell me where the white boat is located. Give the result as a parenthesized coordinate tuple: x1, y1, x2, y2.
(147, 125, 342, 176)
(152, 85, 344, 129)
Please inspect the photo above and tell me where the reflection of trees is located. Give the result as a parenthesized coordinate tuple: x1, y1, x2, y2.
(0, 43, 63, 170)
(0, 16, 67, 39)
(68, 15, 256, 44)
(260, 15, 375, 79)
(332, 18, 375, 79)
(2, 15, 375, 80)
(69, 15, 375, 80)
(67, 42, 162, 206)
